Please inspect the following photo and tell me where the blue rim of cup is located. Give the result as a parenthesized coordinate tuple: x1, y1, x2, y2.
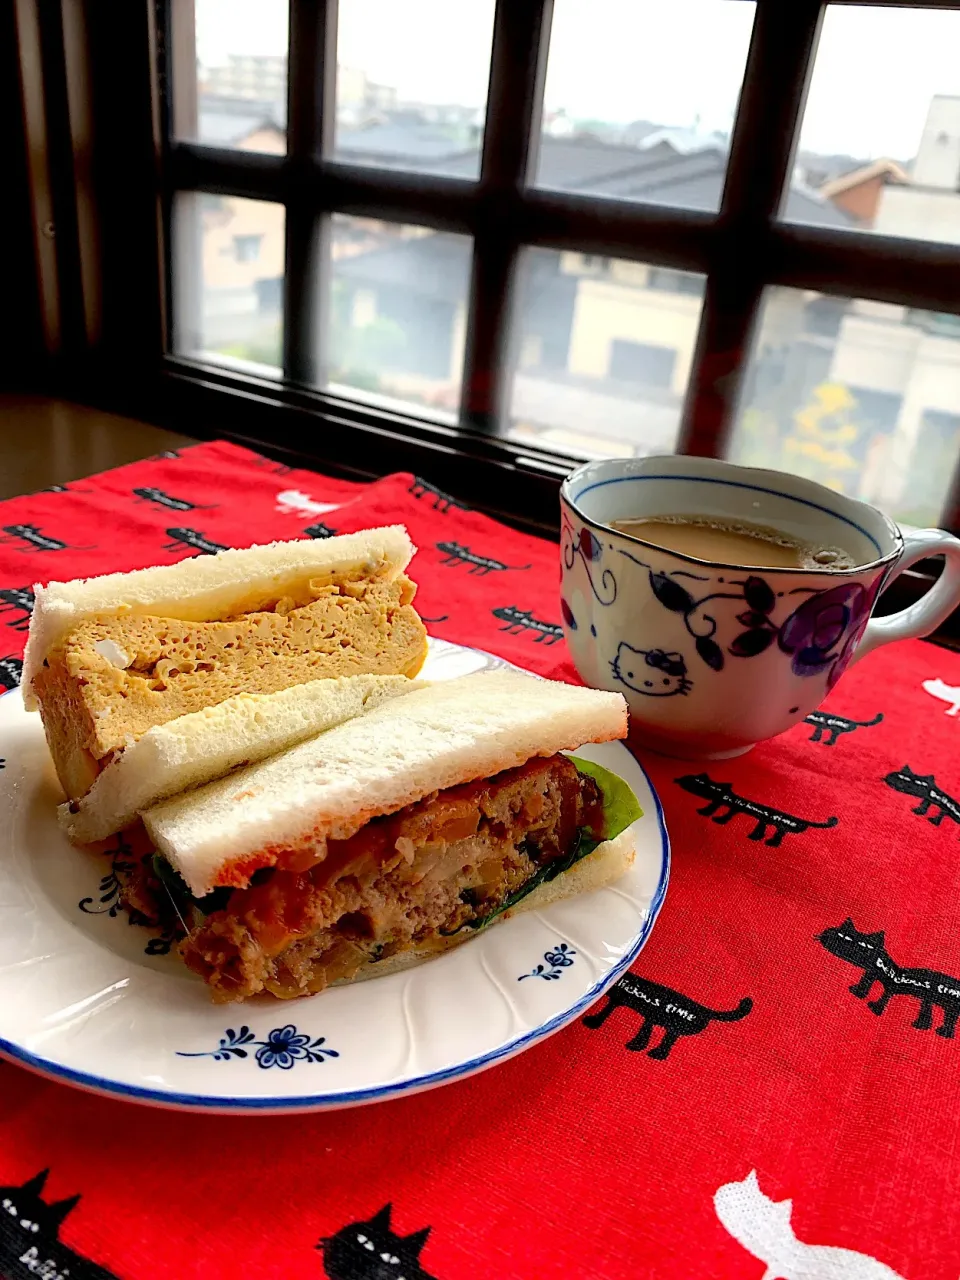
(561, 458, 903, 576)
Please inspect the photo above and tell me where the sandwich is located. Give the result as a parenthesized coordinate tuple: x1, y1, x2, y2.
(142, 670, 641, 1002)
(23, 526, 427, 832)
(59, 673, 417, 845)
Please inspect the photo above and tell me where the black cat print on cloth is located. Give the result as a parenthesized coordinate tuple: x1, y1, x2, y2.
(253, 457, 293, 474)
(132, 487, 216, 512)
(804, 710, 883, 746)
(436, 541, 530, 575)
(884, 766, 960, 831)
(492, 606, 563, 645)
(0, 588, 35, 633)
(675, 774, 839, 847)
(408, 477, 468, 514)
(0, 525, 94, 553)
(318, 1204, 436, 1280)
(0, 657, 23, 691)
(33, 482, 93, 495)
(583, 974, 753, 1061)
(0, 1169, 118, 1280)
(819, 920, 960, 1039)
(161, 528, 229, 556)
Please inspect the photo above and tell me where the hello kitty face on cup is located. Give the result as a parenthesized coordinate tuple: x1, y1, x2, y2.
(610, 644, 692, 698)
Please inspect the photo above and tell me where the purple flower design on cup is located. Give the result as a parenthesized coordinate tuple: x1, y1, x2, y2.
(778, 583, 872, 682)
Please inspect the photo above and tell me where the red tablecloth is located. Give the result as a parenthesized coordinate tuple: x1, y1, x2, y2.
(1, 439, 959, 1280)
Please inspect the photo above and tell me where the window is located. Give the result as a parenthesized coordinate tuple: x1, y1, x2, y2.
(334, 0, 496, 178)
(507, 250, 704, 459)
(536, 0, 756, 210)
(326, 215, 472, 415)
(233, 234, 263, 262)
(803, 296, 847, 339)
(38, 0, 957, 541)
(174, 0, 289, 155)
(730, 288, 960, 530)
(907, 309, 960, 339)
(783, 6, 960, 244)
(173, 195, 284, 373)
(648, 268, 707, 297)
(904, 411, 960, 528)
(609, 340, 677, 388)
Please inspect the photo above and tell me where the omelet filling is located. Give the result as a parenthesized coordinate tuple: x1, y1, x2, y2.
(33, 571, 426, 799)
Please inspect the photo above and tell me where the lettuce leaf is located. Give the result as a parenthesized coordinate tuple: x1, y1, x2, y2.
(566, 755, 643, 841)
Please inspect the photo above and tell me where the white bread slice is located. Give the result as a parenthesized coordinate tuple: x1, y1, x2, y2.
(23, 525, 414, 709)
(336, 828, 636, 986)
(144, 670, 629, 896)
(59, 674, 418, 845)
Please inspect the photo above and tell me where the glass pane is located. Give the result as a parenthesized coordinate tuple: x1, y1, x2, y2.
(173, 194, 284, 373)
(730, 287, 960, 528)
(784, 6, 960, 242)
(535, 0, 755, 210)
(506, 250, 706, 457)
(323, 216, 472, 416)
(174, 0, 288, 154)
(334, 0, 496, 178)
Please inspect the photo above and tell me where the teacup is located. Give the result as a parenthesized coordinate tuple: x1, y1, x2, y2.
(559, 455, 960, 759)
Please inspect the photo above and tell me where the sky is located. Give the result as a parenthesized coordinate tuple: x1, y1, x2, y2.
(195, 0, 960, 162)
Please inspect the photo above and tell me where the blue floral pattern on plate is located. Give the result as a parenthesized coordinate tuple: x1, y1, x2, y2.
(519, 943, 577, 982)
(177, 1024, 340, 1070)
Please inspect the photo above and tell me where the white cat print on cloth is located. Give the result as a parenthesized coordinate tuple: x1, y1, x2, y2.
(275, 489, 340, 517)
(714, 1170, 904, 1280)
(922, 677, 960, 717)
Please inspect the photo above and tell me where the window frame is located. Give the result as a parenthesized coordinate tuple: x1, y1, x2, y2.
(16, 0, 960, 544)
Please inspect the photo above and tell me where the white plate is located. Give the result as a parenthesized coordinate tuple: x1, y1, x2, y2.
(0, 639, 669, 1113)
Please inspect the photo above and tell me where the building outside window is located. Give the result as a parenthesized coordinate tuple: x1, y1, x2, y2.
(233, 234, 263, 263)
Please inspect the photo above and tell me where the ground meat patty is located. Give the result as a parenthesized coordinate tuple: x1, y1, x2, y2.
(180, 754, 602, 1002)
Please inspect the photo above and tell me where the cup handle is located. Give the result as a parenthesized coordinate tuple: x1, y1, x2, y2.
(853, 527, 960, 664)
